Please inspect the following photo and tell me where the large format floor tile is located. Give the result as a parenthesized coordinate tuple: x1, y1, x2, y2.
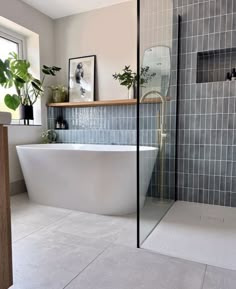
(11, 194, 236, 289)
(11, 228, 110, 289)
(65, 245, 206, 289)
(203, 266, 236, 289)
(11, 200, 71, 227)
(11, 221, 42, 242)
(114, 216, 137, 247)
(47, 211, 128, 242)
(11, 194, 72, 242)
(143, 201, 236, 270)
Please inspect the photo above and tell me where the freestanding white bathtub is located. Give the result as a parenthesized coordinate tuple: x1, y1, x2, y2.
(16, 144, 158, 215)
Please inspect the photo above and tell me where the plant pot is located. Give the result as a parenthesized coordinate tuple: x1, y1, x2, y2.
(20, 105, 34, 125)
(133, 84, 138, 99)
(128, 87, 134, 99)
(52, 89, 67, 103)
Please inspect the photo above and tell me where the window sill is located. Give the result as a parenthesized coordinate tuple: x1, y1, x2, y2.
(8, 124, 42, 127)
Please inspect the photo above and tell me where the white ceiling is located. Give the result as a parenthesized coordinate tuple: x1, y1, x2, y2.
(21, 0, 132, 19)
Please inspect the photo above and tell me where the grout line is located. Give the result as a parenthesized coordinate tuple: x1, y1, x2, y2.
(63, 243, 113, 289)
(200, 265, 208, 289)
(11, 206, 74, 243)
(12, 211, 72, 243)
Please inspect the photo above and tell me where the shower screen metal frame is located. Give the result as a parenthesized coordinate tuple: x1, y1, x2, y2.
(136, 0, 181, 248)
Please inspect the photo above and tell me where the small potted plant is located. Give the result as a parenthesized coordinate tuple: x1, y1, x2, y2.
(113, 66, 136, 99)
(49, 85, 67, 103)
(113, 65, 156, 99)
(0, 52, 61, 125)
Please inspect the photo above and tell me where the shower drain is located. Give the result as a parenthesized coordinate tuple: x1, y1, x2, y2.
(200, 215, 225, 223)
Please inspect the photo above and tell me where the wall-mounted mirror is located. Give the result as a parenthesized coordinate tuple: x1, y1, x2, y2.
(142, 46, 171, 97)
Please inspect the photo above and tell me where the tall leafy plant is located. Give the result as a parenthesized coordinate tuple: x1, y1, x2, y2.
(113, 65, 156, 90)
(0, 52, 61, 110)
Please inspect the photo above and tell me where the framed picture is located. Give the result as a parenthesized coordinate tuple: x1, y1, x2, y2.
(68, 55, 96, 102)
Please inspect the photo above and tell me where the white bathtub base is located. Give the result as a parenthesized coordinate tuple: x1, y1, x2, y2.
(17, 144, 158, 216)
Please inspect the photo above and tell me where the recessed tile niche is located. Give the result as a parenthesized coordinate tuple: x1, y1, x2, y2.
(197, 48, 236, 83)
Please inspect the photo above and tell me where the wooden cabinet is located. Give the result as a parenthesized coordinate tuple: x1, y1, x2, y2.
(0, 125, 13, 289)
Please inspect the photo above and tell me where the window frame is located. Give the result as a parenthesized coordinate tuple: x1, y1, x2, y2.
(0, 27, 28, 125)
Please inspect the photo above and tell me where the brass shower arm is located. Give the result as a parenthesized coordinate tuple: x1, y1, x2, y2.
(140, 90, 165, 103)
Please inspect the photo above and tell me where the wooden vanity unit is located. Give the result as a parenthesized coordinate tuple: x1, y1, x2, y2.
(0, 113, 13, 289)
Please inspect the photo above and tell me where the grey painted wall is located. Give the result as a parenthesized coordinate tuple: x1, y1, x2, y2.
(54, 1, 137, 101)
(175, 0, 236, 206)
(0, 0, 56, 192)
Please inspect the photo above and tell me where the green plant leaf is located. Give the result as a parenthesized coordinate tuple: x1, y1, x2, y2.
(42, 68, 51, 75)
(31, 81, 43, 92)
(49, 69, 56, 76)
(4, 94, 21, 111)
(52, 66, 61, 71)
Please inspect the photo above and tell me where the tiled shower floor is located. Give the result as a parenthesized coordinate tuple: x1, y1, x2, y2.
(143, 201, 236, 270)
(10, 194, 236, 288)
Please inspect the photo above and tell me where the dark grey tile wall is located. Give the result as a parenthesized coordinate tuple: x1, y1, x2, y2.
(174, 0, 236, 207)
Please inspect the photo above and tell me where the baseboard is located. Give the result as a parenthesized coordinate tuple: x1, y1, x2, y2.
(10, 180, 26, 196)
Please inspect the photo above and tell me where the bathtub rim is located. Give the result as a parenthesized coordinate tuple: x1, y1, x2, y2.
(16, 143, 158, 153)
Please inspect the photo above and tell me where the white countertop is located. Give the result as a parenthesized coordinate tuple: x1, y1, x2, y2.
(0, 112, 11, 125)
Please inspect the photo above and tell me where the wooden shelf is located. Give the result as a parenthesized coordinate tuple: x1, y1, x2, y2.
(47, 97, 170, 108)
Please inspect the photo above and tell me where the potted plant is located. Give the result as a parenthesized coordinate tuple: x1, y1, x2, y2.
(0, 52, 61, 125)
(49, 85, 67, 103)
(113, 65, 156, 99)
(113, 66, 136, 99)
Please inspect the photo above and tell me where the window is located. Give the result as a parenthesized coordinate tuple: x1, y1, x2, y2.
(0, 30, 25, 122)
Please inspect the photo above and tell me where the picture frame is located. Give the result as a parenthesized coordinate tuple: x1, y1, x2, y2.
(68, 55, 96, 102)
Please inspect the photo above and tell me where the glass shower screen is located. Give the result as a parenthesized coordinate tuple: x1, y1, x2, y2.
(137, 0, 179, 247)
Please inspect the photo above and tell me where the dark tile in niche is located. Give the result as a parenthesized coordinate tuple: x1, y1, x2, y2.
(232, 31, 236, 47)
(220, 176, 226, 191)
(204, 190, 209, 204)
(227, 0, 233, 14)
(220, 0, 227, 15)
(225, 192, 231, 207)
(220, 32, 226, 49)
(209, 0, 216, 17)
(193, 3, 199, 20)
(208, 190, 214, 205)
(230, 82, 236, 97)
(193, 20, 198, 36)
(214, 190, 220, 205)
(227, 130, 234, 146)
(204, 2, 210, 18)
(209, 17, 215, 34)
(231, 193, 236, 207)
(226, 31, 232, 48)
(228, 114, 234, 129)
(233, 1, 236, 13)
(215, 17, 221, 33)
(199, 2, 204, 19)
(203, 18, 210, 35)
(226, 14, 233, 31)
(220, 15, 227, 32)
(215, 0, 221, 16)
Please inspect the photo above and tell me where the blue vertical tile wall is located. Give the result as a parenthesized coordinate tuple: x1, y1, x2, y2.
(139, 0, 178, 201)
(48, 103, 159, 146)
(175, 0, 236, 207)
